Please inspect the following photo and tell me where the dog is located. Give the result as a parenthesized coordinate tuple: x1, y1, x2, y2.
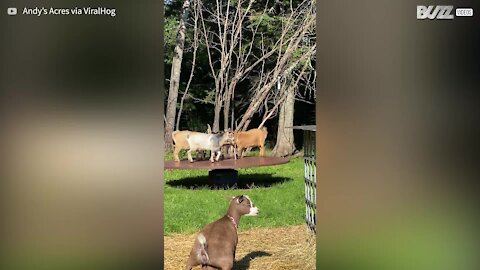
(185, 195, 259, 270)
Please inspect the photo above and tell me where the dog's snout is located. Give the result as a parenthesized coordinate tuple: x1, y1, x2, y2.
(246, 206, 259, 216)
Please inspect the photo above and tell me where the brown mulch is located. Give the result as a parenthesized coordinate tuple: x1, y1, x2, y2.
(165, 225, 316, 270)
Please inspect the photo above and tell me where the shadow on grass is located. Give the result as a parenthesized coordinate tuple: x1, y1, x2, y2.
(166, 174, 291, 190)
(234, 251, 272, 270)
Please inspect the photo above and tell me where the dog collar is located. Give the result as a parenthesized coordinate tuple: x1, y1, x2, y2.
(227, 215, 238, 230)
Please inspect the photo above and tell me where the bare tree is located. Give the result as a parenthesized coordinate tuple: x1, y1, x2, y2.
(235, 1, 316, 131)
(176, 0, 201, 130)
(182, 0, 315, 136)
(165, 0, 191, 151)
(195, 0, 316, 132)
(198, 0, 298, 132)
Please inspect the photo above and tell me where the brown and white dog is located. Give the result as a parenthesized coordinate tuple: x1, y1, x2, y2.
(185, 195, 259, 270)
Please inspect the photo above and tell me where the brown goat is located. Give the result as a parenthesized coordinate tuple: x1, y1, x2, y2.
(234, 127, 268, 158)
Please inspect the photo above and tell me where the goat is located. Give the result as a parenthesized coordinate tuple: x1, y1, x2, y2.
(172, 131, 202, 162)
(186, 131, 235, 162)
(185, 195, 259, 270)
(172, 125, 215, 162)
(233, 127, 268, 158)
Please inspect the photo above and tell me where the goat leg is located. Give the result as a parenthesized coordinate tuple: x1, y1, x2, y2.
(232, 145, 237, 160)
(173, 146, 181, 162)
(187, 150, 194, 163)
(260, 145, 265, 157)
(237, 147, 243, 159)
(210, 150, 215, 162)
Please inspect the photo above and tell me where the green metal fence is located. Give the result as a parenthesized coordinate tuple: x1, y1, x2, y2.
(293, 125, 316, 232)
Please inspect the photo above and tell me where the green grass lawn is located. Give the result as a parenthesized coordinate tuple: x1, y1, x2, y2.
(164, 150, 306, 235)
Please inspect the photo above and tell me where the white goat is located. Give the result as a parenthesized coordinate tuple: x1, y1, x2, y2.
(185, 131, 235, 162)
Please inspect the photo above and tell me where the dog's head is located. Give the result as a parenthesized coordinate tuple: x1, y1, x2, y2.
(227, 195, 259, 216)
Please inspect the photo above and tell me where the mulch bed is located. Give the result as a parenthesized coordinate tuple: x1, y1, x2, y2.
(165, 225, 316, 270)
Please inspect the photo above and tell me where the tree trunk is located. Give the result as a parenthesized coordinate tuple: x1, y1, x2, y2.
(212, 95, 222, 133)
(223, 92, 231, 131)
(272, 83, 296, 157)
(165, 0, 190, 151)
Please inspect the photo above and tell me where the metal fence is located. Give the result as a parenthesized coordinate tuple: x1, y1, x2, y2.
(293, 126, 316, 232)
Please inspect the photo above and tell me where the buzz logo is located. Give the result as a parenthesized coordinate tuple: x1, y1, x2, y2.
(417, 5, 454, 19)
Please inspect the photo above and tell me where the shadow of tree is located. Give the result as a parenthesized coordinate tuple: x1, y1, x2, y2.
(166, 174, 291, 190)
(234, 251, 272, 270)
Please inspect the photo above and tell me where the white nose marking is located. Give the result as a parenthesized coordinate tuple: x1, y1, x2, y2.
(242, 195, 259, 216)
(247, 206, 259, 216)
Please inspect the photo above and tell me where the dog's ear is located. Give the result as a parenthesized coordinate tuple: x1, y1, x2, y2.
(237, 195, 245, 204)
(224, 195, 235, 201)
